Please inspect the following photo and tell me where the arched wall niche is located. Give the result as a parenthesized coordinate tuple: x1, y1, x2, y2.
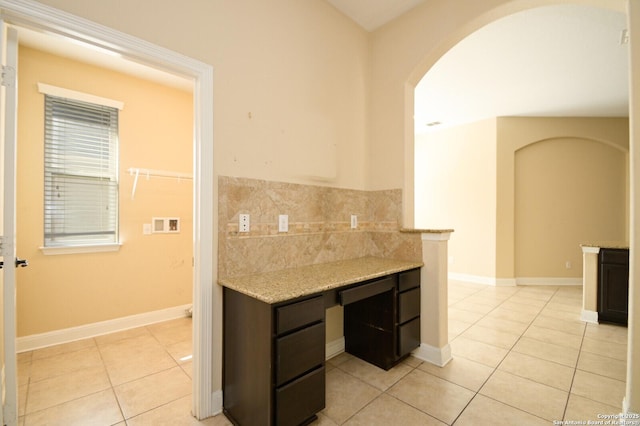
(514, 135, 629, 279)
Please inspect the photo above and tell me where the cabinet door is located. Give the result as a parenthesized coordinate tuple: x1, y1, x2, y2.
(599, 262, 629, 324)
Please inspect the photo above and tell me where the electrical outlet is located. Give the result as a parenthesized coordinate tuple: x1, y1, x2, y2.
(239, 214, 250, 233)
(565, 260, 572, 269)
(351, 214, 358, 229)
(278, 214, 289, 232)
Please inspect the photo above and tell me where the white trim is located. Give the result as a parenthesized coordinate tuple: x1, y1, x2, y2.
(0, 0, 216, 419)
(448, 273, 516, 286)
(516, 277, 583, 286)
(412, 342, 452, 367)
(581, 246, 601, 254)
(16, 304, 191, 352)
(326, 337, 345, 360)
(37, 82, 124, 110)
(421, 232, 452, 242)
(581, 309, 599, 324)
(449, 273, 583, 286)
(40, 243, 121, 255)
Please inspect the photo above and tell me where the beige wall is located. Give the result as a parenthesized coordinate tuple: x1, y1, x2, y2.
(415, 119, 498, 279)
(515, 136, 627, 278)
(498, 117, 629, 279)
(416, 117, 629, 282)
(16, 47, 193, 336)
(33, 0, 370, 191)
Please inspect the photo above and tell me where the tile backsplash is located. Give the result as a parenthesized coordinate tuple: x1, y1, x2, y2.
(218, 176, 421, 278)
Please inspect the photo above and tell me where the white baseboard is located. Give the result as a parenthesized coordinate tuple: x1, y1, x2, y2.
(17, 304, 192, 353)
(209, 390, 223, 417)
(581, 309, 599, 324)
(449, 273, 516, 286)
(412, 343, 452, 367)
(326, 337, 345, 360)
(450, 273, 582, 287)
(516, 277, 583, 286)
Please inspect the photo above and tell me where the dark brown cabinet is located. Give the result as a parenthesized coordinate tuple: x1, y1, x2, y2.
(598, 248, 629, 325)
(223, 267, 421, 425)
(224, 290, 325, 426)
(343, 268, 421, 370)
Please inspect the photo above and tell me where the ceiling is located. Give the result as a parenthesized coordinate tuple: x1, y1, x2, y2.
(17, 3, 629, 136)
(326, 1, 629, 134)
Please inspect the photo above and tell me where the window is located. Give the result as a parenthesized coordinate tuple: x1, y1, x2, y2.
(43, 94, 119, 247)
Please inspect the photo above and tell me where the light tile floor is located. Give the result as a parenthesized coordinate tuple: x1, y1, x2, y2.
(17, 282, 629, 425)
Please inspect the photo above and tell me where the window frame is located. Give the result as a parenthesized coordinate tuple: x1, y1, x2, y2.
(38, 83, 124, 255)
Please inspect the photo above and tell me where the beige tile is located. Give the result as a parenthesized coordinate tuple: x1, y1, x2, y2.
(564, 394, 622, 423)
(523, 325, 583, 349)
(512, 337, 579, 367)
(460, 324, 520, 349)
(388, 369, 474, 424)
(26, 366, 111, 414)
(99, 334, 178, 385)
(322, 368, 381, 425)
(344, 394, 445, 426)
(114, 366, 192, 419)
(448, 318, 474, 338)
(578, 351, 627, 381)
(29, 346, 103, 382)
(584, 323, 628, 345)
(94, 326, 151, 346)
(498, 351, 574, 391)
(450, 300, 495, 315)
(581, 337, 627, 361)
(23, 389, 123, 426)
(479, 370, 568, 421)
(450, 336, 508, 368)
(515, 287, 557, 301)
(315, 412, 340, 425)
(499, 301, 543, 315)
(506, 295, 548, 307)
(454, 394, 549, 426)
(337, 356, 413, 391)
(418, 356, 493, 392)
(485, 307, 537, 324)
(535, 308, 581, 323)
(166, 339, 194, 364)
(544, 301, 582, 314)
(181, 360, 194, 378)
(476, 316, 530, 335)
(127, 395, 230, 425)
(448, 307, 485, 324)
(18, 384, 27, 416)
(570, 370, 625, 408)
(17, 357, 31, 387)
(31, 338, 96, 360)
(327, 351, 355, 368)
(147, 317, 192, 346)
(532, 315, 586, 336)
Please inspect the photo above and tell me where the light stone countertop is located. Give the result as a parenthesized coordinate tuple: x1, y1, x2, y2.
(581, 241, 629, 250)
(218, 256, 423, 304)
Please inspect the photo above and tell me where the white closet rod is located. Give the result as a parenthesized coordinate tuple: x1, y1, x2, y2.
(128, 167, 193, 199)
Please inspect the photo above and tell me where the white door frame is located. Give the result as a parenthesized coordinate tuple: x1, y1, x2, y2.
(0, 0, 217, 419)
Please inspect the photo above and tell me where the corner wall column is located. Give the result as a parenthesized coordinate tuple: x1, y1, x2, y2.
(413, 231, 453, 366)
(581, 246, 600, 324)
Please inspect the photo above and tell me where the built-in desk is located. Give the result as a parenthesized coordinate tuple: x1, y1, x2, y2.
(219, 257, 423, 426)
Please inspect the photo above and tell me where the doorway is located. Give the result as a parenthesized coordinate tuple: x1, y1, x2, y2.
(0, 1, 215, 422)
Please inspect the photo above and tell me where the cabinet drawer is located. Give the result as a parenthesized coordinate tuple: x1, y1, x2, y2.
(398, 317, 420, 357)
(600, 249, 629, 265)
(340, 276, 395, 306)
(276, 366, 325, 426)
(276, 295, 324, 335)
(399, 268, 420, 292)
(398, 287, 420, 324)
(276, 322, 325, 386)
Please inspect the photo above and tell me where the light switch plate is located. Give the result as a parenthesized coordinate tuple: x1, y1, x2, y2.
(351, 214, 358, 229)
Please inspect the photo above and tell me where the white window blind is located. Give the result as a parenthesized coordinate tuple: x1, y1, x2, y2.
(44, 95, 119, 247)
